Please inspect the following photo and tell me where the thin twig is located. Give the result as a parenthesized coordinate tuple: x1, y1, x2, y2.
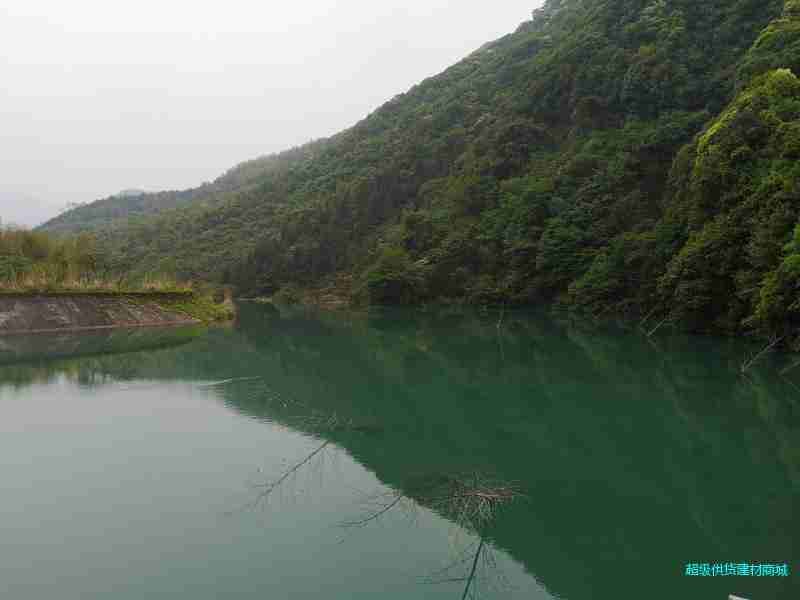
(639, 305, 659, 329)
(741, 335, 784, 374)
(461, 538, 486, 600)
(197, 376, 262, 388)
(340, 492, 405, 528)
(780, 357, 800, 376)
(251, 440, 331, 505)
(646, 315, 670, 338)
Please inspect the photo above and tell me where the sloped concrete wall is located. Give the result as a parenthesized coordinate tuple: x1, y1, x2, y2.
(0, 294, 198, 335)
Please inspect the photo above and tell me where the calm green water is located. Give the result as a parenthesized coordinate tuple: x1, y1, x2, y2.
(1, 304, 798, 600)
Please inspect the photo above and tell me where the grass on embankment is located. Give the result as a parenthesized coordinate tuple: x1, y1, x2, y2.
(146, 292, 236, 323)
(0, 274, 194, 295)
(0, 228, 234, 323)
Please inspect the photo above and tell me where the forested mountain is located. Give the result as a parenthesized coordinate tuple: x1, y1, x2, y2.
(45, 0, 800, 340)
(39, 145, 326, 236)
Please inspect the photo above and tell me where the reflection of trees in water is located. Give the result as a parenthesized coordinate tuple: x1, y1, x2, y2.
(5, 304, 798, 599)
(237, 304, 800, 486)
(424, 538, 509, 600)
(0, 327, 200, 388)
(247, 440, 333, 511)
(346, 473, 524, 599)
(243, 415, 525, 599)
(226, 304, 800, 600)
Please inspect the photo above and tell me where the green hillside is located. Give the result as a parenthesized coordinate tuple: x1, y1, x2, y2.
(46, 0, 800, 341)
(38, 144, 327, 236)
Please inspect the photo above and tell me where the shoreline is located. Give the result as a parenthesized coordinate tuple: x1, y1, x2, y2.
(0, 292, 233, 336)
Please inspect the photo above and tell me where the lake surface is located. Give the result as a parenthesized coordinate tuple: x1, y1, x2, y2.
(1, 303, 798, 600)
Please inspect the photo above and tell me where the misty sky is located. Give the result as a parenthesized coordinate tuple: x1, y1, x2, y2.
(0, 0, 542, 227)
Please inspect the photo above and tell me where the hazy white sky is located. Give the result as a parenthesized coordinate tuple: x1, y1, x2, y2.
(0, 0, 540, 226)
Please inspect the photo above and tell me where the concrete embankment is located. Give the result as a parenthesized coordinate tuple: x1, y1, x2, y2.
(0, 293, 201, 335)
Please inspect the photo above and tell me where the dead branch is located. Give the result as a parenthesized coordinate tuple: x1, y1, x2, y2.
(646, 315, 670, 338)
(250, 440, 331, 507)
(427, 474, 524, 532)
(639, 305, 659, 329)
(338, 473, 524, 535)
(197, 376, 263, 388)
(741, 334, 784, 374)
(340, 491, 405, 528)
(461, 538, 485, 600)
(423, 537, 507, 600)
(780, 357, 800, 376)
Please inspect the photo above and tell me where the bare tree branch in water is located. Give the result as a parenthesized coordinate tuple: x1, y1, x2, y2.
(645, 314, 671, 338)
(429, 475, 520, 598)
(423, 540, 484, 582)
(241, 419, 523, 600)
(248, 440, 332, 509)
(340, 490, 407, 528)
(197, 376, 263, 389)
(421, 538, 509, 600)
(780, 355, 800, 376)
(638, 305, 659, 330)
(237, 410, 385, 516)
(338, 473, 523, 599)
(461, 538, 486, 600)
(340, 473, 524, 533)
(298, 412, 363, 433)
(496, 305, 507, 364)
(429, 474, 524, 532)
(496, 304, 506, 332)
(741, 334, 784, 375)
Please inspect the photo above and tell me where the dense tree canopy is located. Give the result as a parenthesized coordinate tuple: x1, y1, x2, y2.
(42, 0, 800, 342)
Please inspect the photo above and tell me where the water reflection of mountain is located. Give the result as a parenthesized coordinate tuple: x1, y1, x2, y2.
(217, 305, 800, 600)
(2, 304, 797, 600)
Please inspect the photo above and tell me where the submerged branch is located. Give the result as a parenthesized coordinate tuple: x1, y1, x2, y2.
(639, 305, 659, 329)
(197, 376, 263, 388)
(428, 474, 524, 532)
(340, 491, 405, 528)
(646, 315, 670, 338)
(741, 334, 784, 374)
(338, 473, 524, 534)
(780, 356, 800, 376)
(250, 440, 332, 507)
(461, 538, 486, 600)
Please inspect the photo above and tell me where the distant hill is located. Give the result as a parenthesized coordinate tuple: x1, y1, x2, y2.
(38, 146, 325, 236)
(113, 189, 148, 198)
(47, 0, 800, 341)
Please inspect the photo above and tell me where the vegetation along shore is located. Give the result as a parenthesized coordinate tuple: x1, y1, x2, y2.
(34, 0, 800, 349)
(0, 227, 233, 332)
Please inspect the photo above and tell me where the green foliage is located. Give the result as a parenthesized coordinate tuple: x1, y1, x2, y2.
(358, 246, 428, 305)
(658, 215, 747, 331)
(149, 293, 235, 323)
(568, 231, 660, 316)
(654, 67, 800, 332)
(752, 224, 800, 332)
(0, 228, 100, 290)
(0, 227, 191, 293)
(737, 3, 800, 86)
(44, 0, 800, 342)
(272, 284, 303, 305)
